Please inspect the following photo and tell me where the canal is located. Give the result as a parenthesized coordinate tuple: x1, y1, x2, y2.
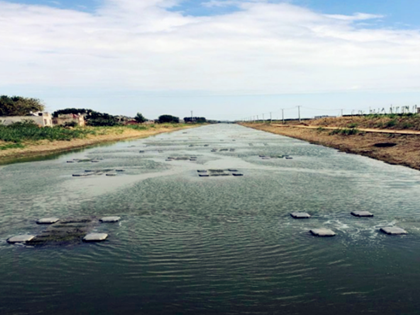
(1, 124, 420, 314)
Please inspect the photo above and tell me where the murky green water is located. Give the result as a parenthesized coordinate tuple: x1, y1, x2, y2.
(1, 124, 420, 314)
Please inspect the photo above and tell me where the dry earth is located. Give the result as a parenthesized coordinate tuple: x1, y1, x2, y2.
(241, 122, 420, 171)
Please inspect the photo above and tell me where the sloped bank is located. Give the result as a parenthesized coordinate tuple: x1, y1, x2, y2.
(240, 123, 420, 171)
(0, 124, 198, 165)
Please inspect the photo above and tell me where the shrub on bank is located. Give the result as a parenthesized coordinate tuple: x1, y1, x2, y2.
(0, 121, 95, 143)
(329, 128, 363, 136)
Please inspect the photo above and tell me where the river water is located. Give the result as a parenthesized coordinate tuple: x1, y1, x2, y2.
(1, 124, 420, 314)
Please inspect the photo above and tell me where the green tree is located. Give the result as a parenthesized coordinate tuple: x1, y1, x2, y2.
(135, 112, 147, 123)
(0, 95, 45, 116)
(158, 115, 179, 123)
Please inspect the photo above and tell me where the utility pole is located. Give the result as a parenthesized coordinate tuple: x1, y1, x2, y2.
(262, 113, 264, 122)
(298, 106, 301, 122)
(257, 115, 259, 121)
(282, 109, 284, 124)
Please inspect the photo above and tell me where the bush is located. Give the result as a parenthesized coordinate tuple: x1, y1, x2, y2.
(386, 120, 397, 128)
(0, 123, 95, 143)
(63, 121, 78, 128)
(158, 115, 179, 123)
(135, 113, 147, 123)
(329, 128, 362, 136)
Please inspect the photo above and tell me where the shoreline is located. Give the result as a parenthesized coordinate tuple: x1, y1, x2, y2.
(240, 123, 420, 171)
(0, 125, 196, 165)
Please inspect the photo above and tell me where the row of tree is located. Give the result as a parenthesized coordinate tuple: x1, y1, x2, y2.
(1, 95, 207, 126)
(53, 108, 120, 126)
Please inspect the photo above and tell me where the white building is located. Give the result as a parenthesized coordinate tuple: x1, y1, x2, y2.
(0, 112, 53, 127)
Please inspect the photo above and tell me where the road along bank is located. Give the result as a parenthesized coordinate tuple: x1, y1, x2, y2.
(0, 124, 198, 164)
(240, 122, 420, 171)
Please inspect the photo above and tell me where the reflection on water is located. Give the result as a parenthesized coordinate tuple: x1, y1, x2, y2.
(1, 124, 420, 314)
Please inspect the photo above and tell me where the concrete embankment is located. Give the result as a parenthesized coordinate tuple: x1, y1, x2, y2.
(241, 122, 420, 171)
(0, 125, 197, 164)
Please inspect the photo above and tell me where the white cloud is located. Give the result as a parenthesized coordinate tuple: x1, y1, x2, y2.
(0, 0, 420, 96)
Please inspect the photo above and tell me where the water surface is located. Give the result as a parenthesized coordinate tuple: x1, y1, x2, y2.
(1, 124, 420, 314)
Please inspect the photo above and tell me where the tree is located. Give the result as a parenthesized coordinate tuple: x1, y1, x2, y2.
(158, 115, 179, 123)
(52, 108, 120, 126)
(0, 95, 45, 116)
(184, 117, 206, 123)
(134, 113, 147, 123)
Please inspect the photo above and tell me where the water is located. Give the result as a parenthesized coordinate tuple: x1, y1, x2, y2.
(1, 124, 420, 314)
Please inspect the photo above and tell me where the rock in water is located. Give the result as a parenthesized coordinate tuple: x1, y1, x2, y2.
(83, 233, 108, 242)
(37, 218, 60, 224)
(100, 216, 120, 223)
(351, 211, 373, 217)
(380, 227, 407, 235)
(310, 228, 336, 237)
(27, 217, 97, 246)
(7, 235, 35, 244)
(290, 212, 311, 219)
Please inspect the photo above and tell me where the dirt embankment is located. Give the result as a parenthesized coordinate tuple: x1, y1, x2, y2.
(0, 125, 196, 164)
(241, 120, 420, 171)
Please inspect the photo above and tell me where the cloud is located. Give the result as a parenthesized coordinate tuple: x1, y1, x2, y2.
(0, 0, 420, 95)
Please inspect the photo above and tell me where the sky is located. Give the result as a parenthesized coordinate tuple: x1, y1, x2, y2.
(1, 0, 420, 120)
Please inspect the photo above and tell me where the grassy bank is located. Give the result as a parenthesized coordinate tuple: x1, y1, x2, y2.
(0, 123, 198, 164)
(308, 114, 420, 130)
(241, 117, 420, 171)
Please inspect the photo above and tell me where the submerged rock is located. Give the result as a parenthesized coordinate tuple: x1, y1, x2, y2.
(7, 235, 35, 244)
(310, 228, 336, 237)
(290, 212, 311, 219)
(37, 218, 60, 224)
(380, 227, 407, 235)
(100, 216, 120, 223)
(351, 211, 373, 217)
(83, 233, 108, 242)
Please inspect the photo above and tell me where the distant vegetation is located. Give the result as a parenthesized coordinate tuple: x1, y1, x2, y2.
(158, 115, 179, 123)
(184, 117, 206, 123)
(312, 113, 420, 131)
(135, 113, 147, 123)
(0, 95, 45, 116)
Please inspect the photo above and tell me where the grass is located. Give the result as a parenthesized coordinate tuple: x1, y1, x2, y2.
(329, 128, 363, 136)
(0, 143, 25, 150)
(0, 122, 96, 143)
(0, 121, 194, 152)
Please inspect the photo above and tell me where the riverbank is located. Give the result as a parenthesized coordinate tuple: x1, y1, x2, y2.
(0, 124, 197, 164)
(241, 121, 420, 171)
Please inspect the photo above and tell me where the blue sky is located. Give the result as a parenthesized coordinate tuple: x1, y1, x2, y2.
(1, 0, 420, 120)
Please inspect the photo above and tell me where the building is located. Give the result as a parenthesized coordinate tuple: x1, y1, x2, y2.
(53, 113, 85, 126)
(0, 112, 53, 127)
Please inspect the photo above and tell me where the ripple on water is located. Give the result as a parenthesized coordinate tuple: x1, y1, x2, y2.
(1, 124, 420, 314)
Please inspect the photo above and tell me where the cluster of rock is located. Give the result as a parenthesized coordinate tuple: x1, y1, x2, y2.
(211, 148, 235, 152)
(72, 169, 124, 177)
(289, 211, 407, 237)
(259, 154, 292, 160)
(7, 216, 121, 245)
(67, 158, 102, 163)
(166, 156, 197, 162)
(197, 169, 243, 177)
